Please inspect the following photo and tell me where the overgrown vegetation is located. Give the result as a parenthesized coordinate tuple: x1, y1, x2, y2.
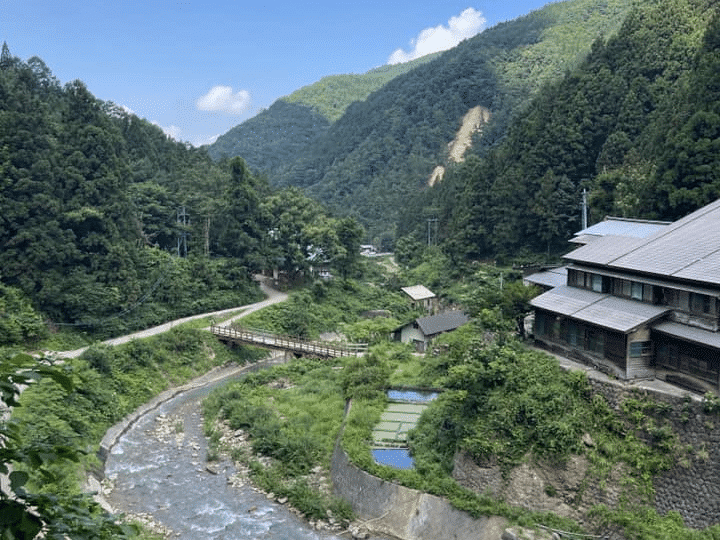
(4, 326, 259, 538)
(237, 277, 413, 339)
(203, 359, 354, 524)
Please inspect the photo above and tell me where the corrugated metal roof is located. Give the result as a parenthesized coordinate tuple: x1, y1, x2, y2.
(653, 321, 720, 350)
(401, 285, 435, 301)
(524, 267, 568, 289)
(531, 285, 669, 333)
(565, 235, 645, 266)
(575, 218, 670, 239)
(564, 199, 720, 286)
(531, 285, 600, 316)
(416, 310, 469, 336)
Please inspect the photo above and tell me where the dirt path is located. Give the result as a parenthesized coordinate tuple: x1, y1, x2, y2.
(56, 278, 288, 359)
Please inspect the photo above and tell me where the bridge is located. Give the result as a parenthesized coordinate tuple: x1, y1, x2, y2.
(210, 325, 368, 358)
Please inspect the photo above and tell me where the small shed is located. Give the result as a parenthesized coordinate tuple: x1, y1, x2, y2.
(393, 310, 469, 352)
(401, 285, 438, 314)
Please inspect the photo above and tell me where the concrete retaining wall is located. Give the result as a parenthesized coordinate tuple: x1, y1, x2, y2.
(331, 444, 509, 540)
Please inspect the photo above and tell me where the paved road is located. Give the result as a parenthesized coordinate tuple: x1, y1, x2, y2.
(56, 278, 288, 359)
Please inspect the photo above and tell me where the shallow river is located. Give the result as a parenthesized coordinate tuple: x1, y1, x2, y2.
(104, 374, 373, 539)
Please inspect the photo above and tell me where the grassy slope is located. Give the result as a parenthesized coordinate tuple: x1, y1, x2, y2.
(282, 55, 440, 123)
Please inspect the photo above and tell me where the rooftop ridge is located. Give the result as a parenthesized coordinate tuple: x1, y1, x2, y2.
(604, 198, 720, 268)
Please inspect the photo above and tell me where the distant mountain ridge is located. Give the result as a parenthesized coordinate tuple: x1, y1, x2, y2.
(207, 0, 634, 244)
(206, 54, 438, 165)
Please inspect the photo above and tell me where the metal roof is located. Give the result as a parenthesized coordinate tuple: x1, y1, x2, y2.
(564, 199, 720, 286)
(574, 218, 670, 239)
(531, 285, 669, 333)
(524, 267, 568, 289)
(653, 321, 720, 350)
(565, 235, 645, 266)
(416, 310, 469, 336)
(401, 285, 436, 301)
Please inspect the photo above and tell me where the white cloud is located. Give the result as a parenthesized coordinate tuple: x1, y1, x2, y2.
(193, 133, 221, 147)
(387, 8, 487, 65)
(153, 121, 182, 140)
(196, 85, 251, 115)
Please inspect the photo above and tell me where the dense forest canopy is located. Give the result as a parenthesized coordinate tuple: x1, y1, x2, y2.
(0, 45, 362, 337)
(425, 0, 720, 263)
(206, 53, 440, 167)
(208, 0, 634, 247)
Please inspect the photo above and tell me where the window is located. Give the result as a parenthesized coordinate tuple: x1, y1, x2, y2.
(568, 269, 582, 287)
(614, 279, 632, 298)
(587, 329, 604, 354)
(622, 280, 632, 298)
(535, 313, 547, 336)
(631, 282, 644, 301)
(591, 274, 604, 292)
(691, 293, 711, 315)
(629, 341, 652, 357)
(564, 320, 579, 346)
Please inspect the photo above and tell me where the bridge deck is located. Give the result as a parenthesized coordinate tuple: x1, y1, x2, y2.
(210, 325, 367, 358)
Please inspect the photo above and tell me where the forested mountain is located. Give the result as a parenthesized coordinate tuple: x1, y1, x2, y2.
(208, 0, 634, 246)
(206, 54, 439, 167)
(413, 0, 720, 263)
(0, 45, 362, 337)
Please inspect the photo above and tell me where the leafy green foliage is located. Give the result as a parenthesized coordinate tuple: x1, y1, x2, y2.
(239, 278, 411, 339)
(1, 353, 136, 539)
(0, 284, 46, 346)
(203, 359, 353, 522)
(439, 0, 719, 262)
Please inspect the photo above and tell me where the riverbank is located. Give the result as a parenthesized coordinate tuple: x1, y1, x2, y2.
(89, 357, 287, 511)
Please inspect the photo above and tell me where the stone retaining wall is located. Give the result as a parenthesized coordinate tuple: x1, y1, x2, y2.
(587, 379, 720, 530)
(452, 375, 720, 531)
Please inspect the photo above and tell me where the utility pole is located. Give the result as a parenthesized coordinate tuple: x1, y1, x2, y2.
(582, 188, 588, 230)
(204, 215, 210, 258)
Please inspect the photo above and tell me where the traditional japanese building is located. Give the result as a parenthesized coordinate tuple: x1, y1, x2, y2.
(401, 285, 438, 314)
(530, 199, 720, 394)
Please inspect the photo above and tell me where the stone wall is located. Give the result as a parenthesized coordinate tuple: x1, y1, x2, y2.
(589, 379, 720, 529)
(452, 375, 720, 531)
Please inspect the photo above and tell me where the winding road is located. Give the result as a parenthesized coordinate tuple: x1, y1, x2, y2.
(57, 277, 288, 359)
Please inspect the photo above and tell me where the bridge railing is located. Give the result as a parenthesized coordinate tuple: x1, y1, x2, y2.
(210, 325, 368, 357)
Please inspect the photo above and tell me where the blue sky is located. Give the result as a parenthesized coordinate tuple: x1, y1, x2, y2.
(2, 0, 557, 146)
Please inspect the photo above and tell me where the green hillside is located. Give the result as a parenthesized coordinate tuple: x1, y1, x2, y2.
(282, 57, 440, 123)
(206, 54, 438, 165)
(0, 46, 363, 338)
(208, 0, 634, 245)
(420, 0, 719, 263)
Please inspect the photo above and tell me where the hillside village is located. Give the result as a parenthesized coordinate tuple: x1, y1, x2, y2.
(2, 0, 720, 539)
